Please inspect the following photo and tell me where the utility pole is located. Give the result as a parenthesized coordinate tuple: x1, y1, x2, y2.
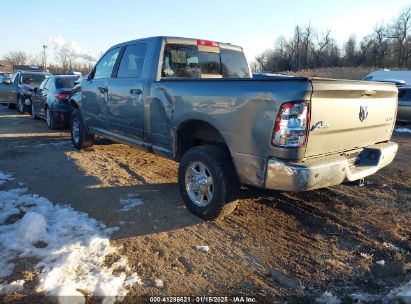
(42, 45, 47, 71)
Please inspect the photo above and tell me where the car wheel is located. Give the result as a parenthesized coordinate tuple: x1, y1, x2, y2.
(70, 108, 94, 149)
(17, 96, 25, 114)
(7, 103, 16, 109)
(178, 145, 240, 220)
(31, 102, 40, 120)
(46, 107, 58, 129)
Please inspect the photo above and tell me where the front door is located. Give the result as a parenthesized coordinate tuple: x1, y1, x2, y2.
(81, 47, 120, 131)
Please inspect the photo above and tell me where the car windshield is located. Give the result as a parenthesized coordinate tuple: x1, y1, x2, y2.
(55, 77, 78, 89)
(21, 74, 46, 86)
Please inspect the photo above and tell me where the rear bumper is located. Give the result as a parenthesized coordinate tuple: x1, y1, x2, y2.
(265, 141, 398, 191)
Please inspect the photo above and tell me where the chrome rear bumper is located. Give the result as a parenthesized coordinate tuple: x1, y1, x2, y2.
(265, 141, 398, 191)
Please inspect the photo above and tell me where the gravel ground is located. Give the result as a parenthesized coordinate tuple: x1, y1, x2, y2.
(0, 105, 410, 303)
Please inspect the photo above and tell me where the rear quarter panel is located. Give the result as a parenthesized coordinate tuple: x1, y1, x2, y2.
(148, 78, 311, 185)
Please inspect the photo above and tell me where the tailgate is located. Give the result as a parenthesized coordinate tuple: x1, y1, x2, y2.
(305, 78, 398, 157)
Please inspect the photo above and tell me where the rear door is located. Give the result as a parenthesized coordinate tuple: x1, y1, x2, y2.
(305, 79, 398, 157)
(31, 78, 48, 116)
(107, 43, 148, 141)
(39, 78, 53, 116)
(81, 47, 120, 131)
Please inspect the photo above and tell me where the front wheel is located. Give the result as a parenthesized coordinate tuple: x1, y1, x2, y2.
(70, 108, 94, 149)
(17, 96, 26, 114)
(178, 146, 239, 220)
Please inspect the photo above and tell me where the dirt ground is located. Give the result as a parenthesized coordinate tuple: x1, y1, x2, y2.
(0, 105, 410, 303)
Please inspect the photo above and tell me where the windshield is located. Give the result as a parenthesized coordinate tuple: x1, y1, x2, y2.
(21, 74, 46, 86)
(55, 77, 78, 89)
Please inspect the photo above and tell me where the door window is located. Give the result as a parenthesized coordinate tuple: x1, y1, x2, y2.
(38, 78, 48, 91)
(94, 48, 120, 80)
(44, 78, 52, 90)
(117, 44, 147, 78)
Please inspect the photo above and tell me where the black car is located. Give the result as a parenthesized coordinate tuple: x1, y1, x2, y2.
(31, 75, 78, 128)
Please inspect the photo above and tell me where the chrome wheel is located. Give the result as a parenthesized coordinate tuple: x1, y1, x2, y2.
(18, 97, 24, 113)
(31, 103, 36, 118)
(71, 118, 80, 144)
(46, 108, 51, 126)
(185, 161, 214, 206)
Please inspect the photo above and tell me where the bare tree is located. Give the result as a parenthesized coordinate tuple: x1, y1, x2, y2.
(2, 51, 29, 65)
(387, 6, 411, 66)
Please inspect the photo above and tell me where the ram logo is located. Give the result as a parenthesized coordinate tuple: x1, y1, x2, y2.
(359, 105, 369, 122)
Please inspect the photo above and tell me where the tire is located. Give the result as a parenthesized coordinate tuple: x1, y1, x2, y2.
(17, 96, 25, 114)
(46, 107, 58, 129)
(70, 108, 94, 149)
(178, 145, 240, 220)
(31, 102, 40, 120)
(7, 103, 15, 109)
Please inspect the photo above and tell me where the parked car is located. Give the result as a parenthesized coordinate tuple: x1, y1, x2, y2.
(31, 75, 79, 128)
(0, 70, 48, 113)
(69, 36, 398, 219)
(363, 69, 411, 86)
(363, 77, 411, 123)
(398, 86, 411, 123)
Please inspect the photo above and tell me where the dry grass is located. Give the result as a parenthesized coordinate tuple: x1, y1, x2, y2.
(282, 66, 378, 80)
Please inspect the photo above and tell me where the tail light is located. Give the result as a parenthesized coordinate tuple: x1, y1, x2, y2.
(272, 101, 310, 148)
(197, 39, 218, 47)
(55, 93, 70, 100)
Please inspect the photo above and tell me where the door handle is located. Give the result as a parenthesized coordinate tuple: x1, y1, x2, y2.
(98, 87, 108, 93)
(130, 88, 143, 95)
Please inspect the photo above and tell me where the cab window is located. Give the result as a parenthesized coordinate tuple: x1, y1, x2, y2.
(162, 44, 200, 78)
(117, 44, 147, 78)
(93, 48, 120, 80)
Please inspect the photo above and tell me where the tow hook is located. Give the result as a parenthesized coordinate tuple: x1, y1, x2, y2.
(358, 178, 365, 187)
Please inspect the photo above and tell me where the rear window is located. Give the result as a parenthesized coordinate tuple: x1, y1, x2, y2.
(161, 44, 250, 79)
(221, 49, 250, 78)
(21, 74, 45, 85)
(398, 88, 411, 101)
(55, 77, 77, 89)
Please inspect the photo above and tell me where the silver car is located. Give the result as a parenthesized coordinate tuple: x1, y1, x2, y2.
(398, 86, 411, 123)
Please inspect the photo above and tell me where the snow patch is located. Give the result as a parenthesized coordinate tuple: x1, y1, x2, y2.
(395, 127, 411, 134)
(195, 245, 210, 253)
(0, 280, 25, 294)
(316, 291, 341, 304)
(119, 194, 143, 212)
(376, 260, 385, 266)
(383, 242, 405, 252)
(0, 171, 141, 301)
(389, 279, 411, 297)
(154, 279, 164, 288)
(0, 172, 14, 185)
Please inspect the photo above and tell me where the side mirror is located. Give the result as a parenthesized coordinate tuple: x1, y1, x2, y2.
(2, 79, 12, 84)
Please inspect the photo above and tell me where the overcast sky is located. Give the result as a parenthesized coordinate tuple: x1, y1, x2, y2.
(0, 0, 410, 64)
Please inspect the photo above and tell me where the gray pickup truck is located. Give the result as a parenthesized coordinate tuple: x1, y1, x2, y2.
(70, 36, 398, 219)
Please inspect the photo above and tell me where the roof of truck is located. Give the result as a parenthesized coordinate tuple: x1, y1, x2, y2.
(111, 36, 243, 52)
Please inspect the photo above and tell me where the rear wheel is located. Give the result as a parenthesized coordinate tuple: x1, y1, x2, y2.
(17, 96, 25, 114)
(31, 102, 40, 120)
(45, 107, 58, 129)
(178, 146, 239, 220)
(70, 108, 94, 149)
